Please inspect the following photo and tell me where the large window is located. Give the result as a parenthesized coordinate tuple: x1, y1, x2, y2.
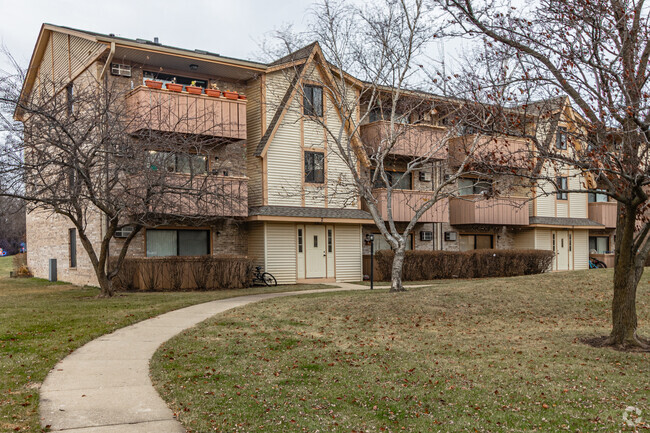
(589, 236, 610, 254)
(459, 234, 493, 251)
(588, 191, 608, 202)
(148, 151, 208, 175)
(556, 126, 568, 150)
(371, 233, 413, 254)
(556, 176, 568, 200)
(303, 85, 323, 117)
(304, 151, 325, 183)
(146, 229, 210, 257)
(458, 178, 492, 196)
(373, 170, 412, 190)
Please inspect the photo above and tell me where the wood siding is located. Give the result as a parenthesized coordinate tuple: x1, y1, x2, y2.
(246, 78, 264, 206)
(334, 225, 362, 282)
(126, 86, 246, 139)
(588, 202, 617, 228)
(448, 134, 531, 168)
(369, 190, 448, 223)
(449, 196, 529, 225)
(360, 121, 447, 159)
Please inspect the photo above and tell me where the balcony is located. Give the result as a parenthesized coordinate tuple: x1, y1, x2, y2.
(448, 134, 531, 169)
(128, 174, 248, 218)
(126, 86, 246, 140)
(449, 195, 529, 225)
(360, 120, 448, 159)
(367, 189, 448, 223)
(588, 202, 617, 228)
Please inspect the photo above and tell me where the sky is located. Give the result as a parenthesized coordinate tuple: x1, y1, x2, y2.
(0, 0, 317, 71)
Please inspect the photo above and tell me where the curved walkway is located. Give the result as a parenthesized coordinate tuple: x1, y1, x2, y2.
(39, 283, 371, 432)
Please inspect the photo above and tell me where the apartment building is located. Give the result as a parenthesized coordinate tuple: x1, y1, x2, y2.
(18, 24, 616, 287)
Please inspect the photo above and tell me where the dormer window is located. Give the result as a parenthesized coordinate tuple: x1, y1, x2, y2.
(556, 126, 568, 150)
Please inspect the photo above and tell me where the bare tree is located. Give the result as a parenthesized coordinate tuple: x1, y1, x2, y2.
(438, 0, 650, 348)
(0, 52, 242, 297)
(266, 0, 511, 292)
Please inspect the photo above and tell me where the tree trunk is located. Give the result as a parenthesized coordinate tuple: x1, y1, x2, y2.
(390, 246, 407, 293)
(608, 207, 646, 347)
(95, 268, 115, 298)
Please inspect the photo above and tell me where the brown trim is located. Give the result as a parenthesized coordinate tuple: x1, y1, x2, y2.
(262, 156, 268, 206)
(300, 94, 305, 206)
(261, 74, 267, 134)
(248, 215, 371, 224)
(528, 224, 600, 229)
(296, 277, 336, 284)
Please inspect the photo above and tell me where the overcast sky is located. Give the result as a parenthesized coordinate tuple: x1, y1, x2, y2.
(0, 0, 317, 70)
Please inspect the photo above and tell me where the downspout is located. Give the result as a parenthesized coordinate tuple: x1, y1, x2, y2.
(99, 42, 116, 79)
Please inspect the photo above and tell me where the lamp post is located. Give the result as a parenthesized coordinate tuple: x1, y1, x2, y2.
(365, 234, 374, 290)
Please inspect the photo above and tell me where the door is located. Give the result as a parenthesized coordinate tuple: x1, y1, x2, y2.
(305, 225, 327, 278)
(556, 231, 569, 270)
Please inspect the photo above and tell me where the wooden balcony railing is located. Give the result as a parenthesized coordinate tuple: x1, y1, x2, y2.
(126, 86, 246, 140)
(588, 202, 617, 228)
(449, 195, 529, 225)
(367, 189, 448, 223)
(127, 174, 248, 218)
(448, 134, 531, 168)
(360, 120, 448, 159)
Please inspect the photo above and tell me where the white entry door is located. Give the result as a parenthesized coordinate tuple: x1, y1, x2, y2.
(556, 231, 569, 270)
(305, 225, 327, 278)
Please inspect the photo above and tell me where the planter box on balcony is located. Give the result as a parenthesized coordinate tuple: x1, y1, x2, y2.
(205, 89, 221, 98)
(145, 80, 163, 89)
(166, 83, 183, 92)
(186, 85, 203, 95)
(223, 91, 238, 100)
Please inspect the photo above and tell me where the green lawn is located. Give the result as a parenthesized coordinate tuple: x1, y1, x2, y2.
(0, 256, 334, 432)
(151, 269, 650, 433)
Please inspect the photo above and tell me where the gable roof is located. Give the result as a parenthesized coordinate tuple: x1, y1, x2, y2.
(269, 42, 319, 67)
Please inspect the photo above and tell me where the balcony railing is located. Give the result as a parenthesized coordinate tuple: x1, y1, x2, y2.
(127, 174, 248, 218)
(367, 189, 448, 223)
(448, 134, 531, 168)
(449, 195, 529, 225)
(588, 202, 617, 228)
(360, 120, 448, 159)
(126, 86, 246, 140)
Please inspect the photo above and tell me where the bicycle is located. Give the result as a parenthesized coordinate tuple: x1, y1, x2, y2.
(589, 257, 607, 269)
(252, 266, 277, 286)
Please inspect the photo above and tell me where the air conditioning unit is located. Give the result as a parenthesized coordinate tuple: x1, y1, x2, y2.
(420, 231, 433, 241)
(444, 231, 457, 241)
(419, 171, 432, 182)
(110, 63, 132, 77)
(114, 226, 134, 238)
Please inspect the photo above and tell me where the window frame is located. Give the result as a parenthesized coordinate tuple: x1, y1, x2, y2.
(297, 228, 303, 253)
(66, 83, 74, 116)
(556, 126, 568, 150)
(556, 176, 568, 200)
(304, 151, 325, 184)
(69, 228, 77, 268)
(145, 228, 211, 257)
(303, 84, 324, 117)
(459, 234, 494, 251)
(372, 169, 413, 190)
(148, 150, 208, 175)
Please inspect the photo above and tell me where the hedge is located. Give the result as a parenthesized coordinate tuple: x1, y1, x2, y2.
(110, 255, 254, 291)
(374, 249, 554, 281)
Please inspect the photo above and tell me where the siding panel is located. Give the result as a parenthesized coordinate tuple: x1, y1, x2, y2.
(266, 223, 297, 284)
(334, 224, 362, 281)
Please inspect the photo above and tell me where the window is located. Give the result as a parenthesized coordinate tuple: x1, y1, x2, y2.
(459, 234, 493, 251)
(458, 178, 492, 196)
(146, 229, 209, 257)
(371, 233, 413, 254)
(568, 233, 572, 252)
(328, 229, 333, 253)
(556, 177, 568, 200)
(313, 235, 318, 248)
(148, 151, 207, 175)
(69, 228, 77, 268)
(589, 236, 610, 254)
(66, 84, 74, 115)
(373, 170, 412, 190)
(588, 191, 608, 203)
(556, 126, 568, 150)
(303, 85, 323, 117)
(304, 151, 325, 183)
(552, 233, 556, 252)
(297, 229, 303, 253)
(111, 63, 132, 77)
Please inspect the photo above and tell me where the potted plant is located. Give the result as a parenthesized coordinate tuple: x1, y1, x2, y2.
(238, 93, 246, 100)
(223, 90, 238, 100)
(205, 82, 221, 98)
(166, 78, 183, 92)
(186, 80, 202, 95)
(145, 79, 163, 89)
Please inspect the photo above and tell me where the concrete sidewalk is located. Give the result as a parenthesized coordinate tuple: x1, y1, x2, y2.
(39, 283, 371, 432)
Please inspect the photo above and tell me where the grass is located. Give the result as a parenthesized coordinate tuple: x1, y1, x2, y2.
(0, 256, 335, 432)
(151, 269, 650, 433)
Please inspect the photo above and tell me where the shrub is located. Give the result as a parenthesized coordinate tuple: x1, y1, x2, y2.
(111, 256, 254, 291)
(12, 253, 33, 277)
(375, 249, 554, 281)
